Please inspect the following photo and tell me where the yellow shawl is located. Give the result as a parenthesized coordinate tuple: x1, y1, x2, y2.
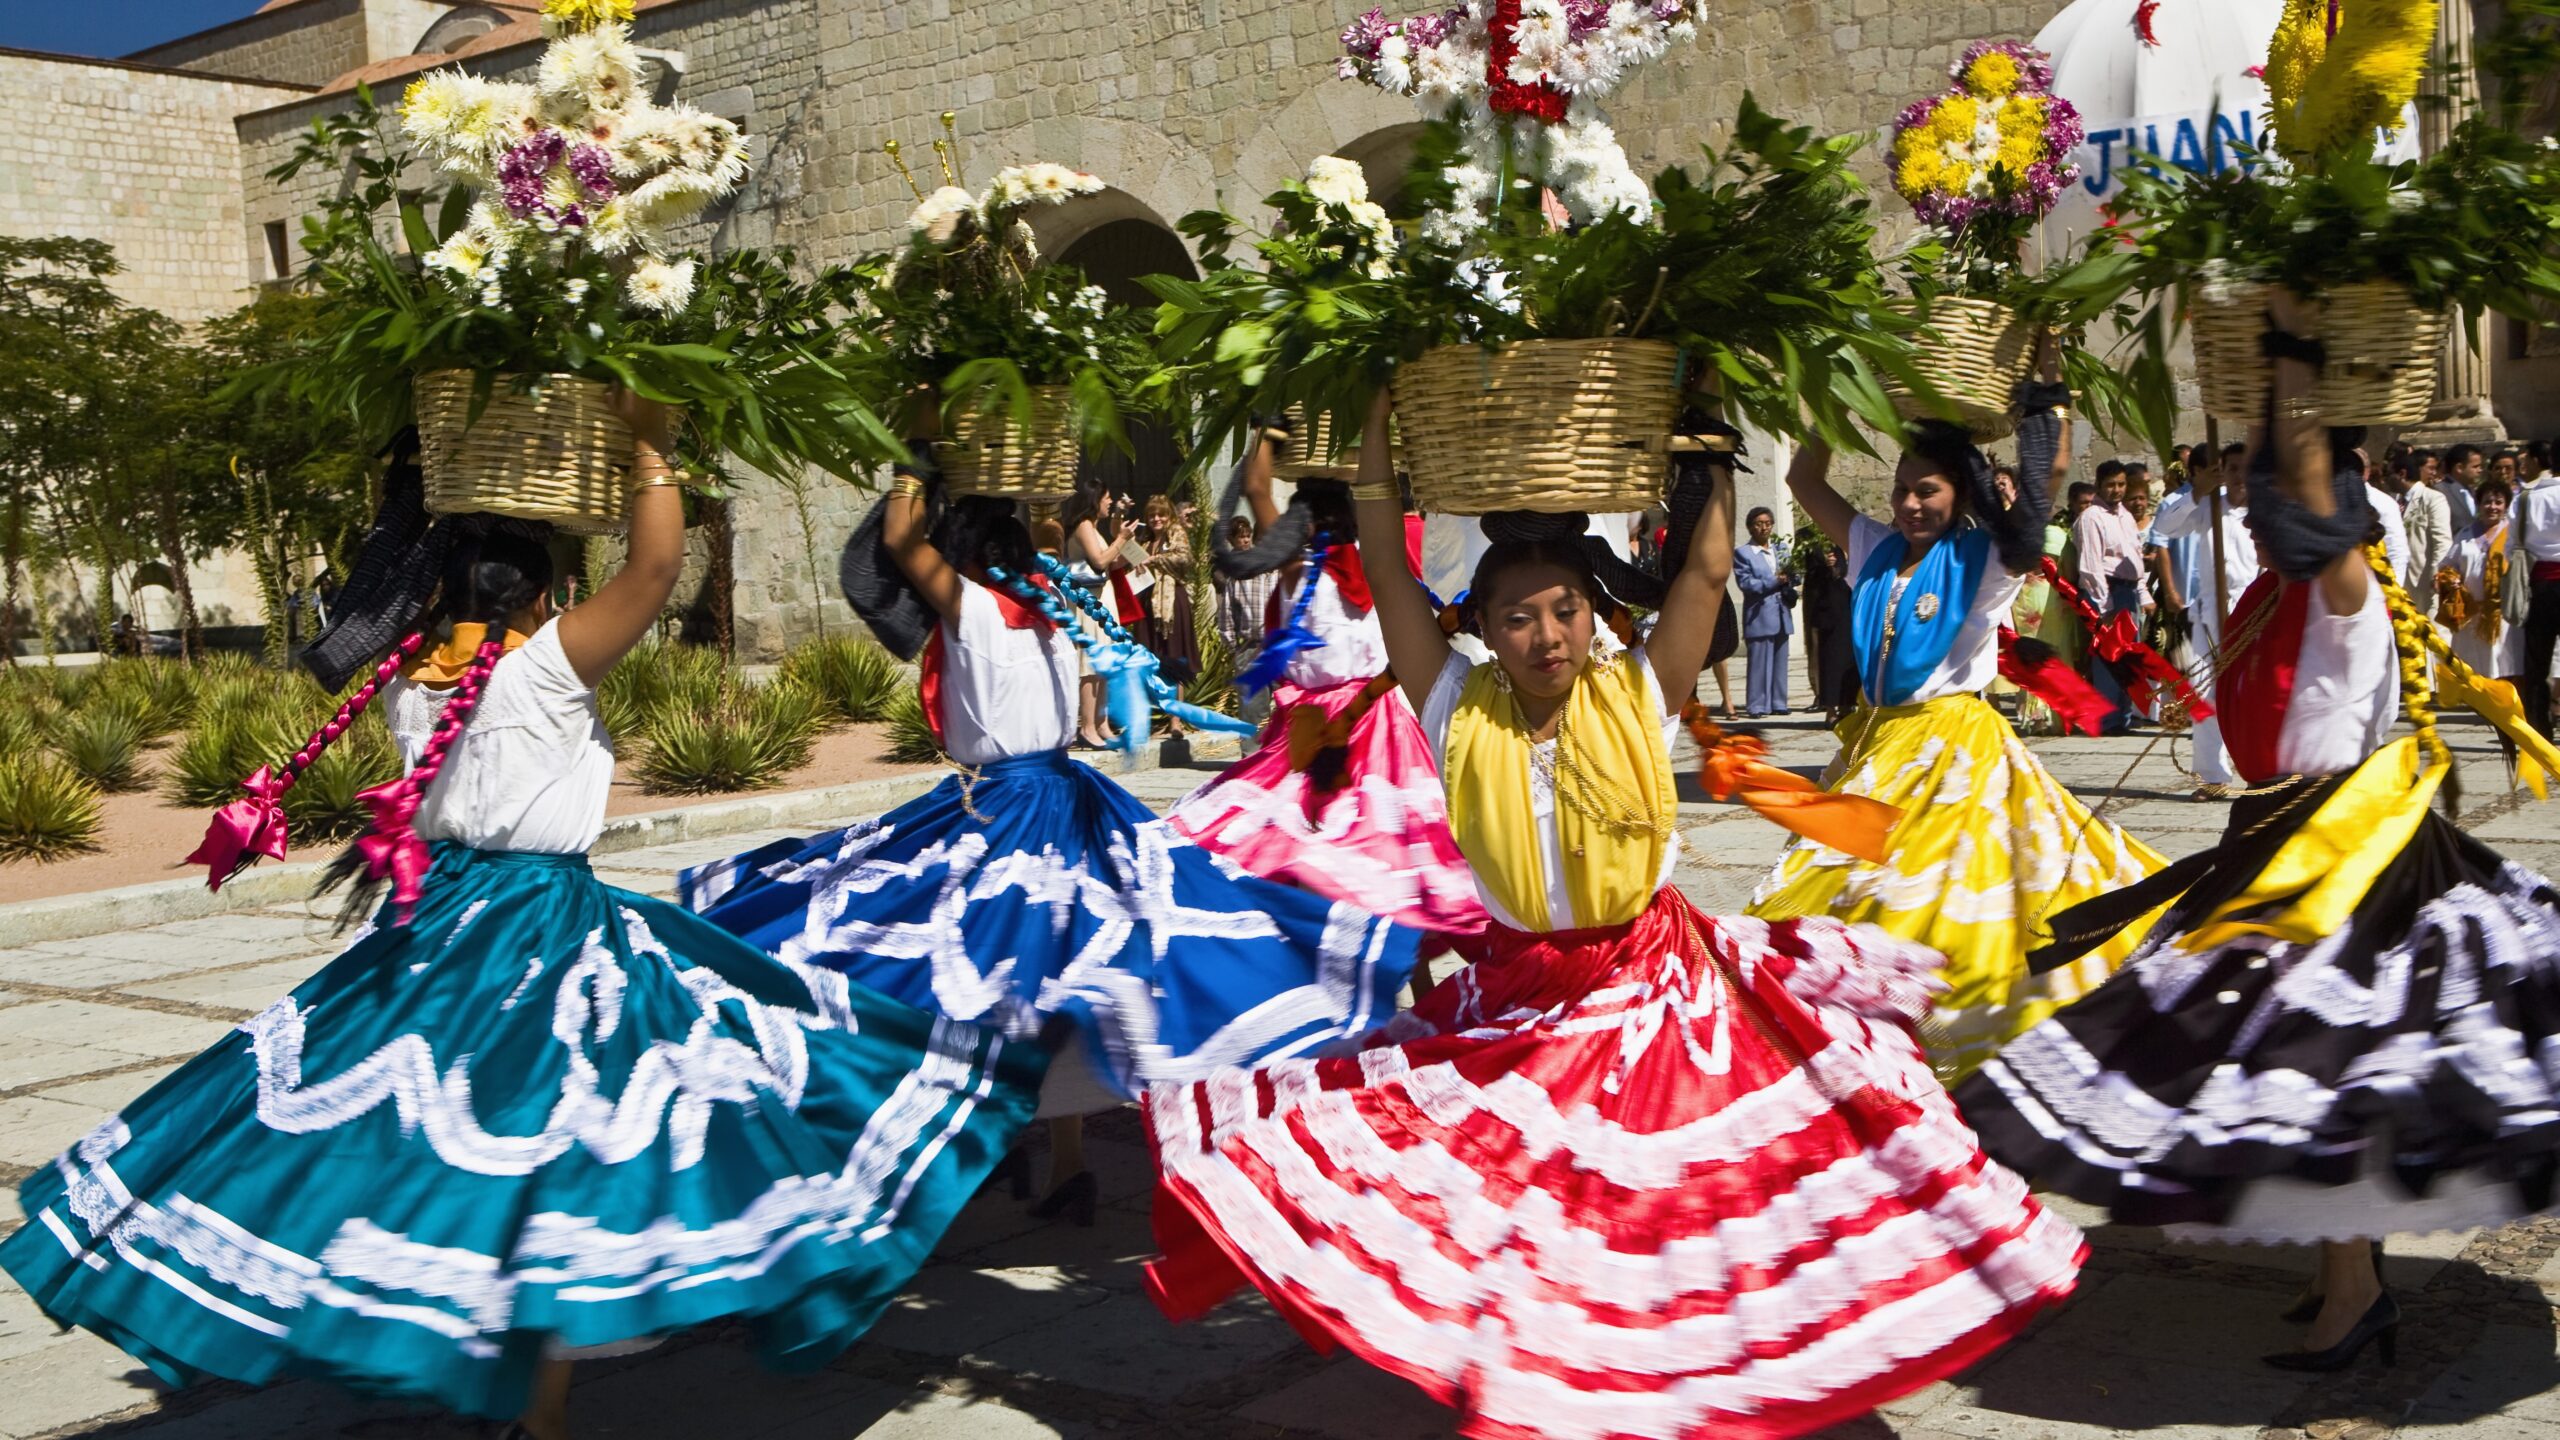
(1444, 652, 1674, 932)
(403, 623, 530, 686)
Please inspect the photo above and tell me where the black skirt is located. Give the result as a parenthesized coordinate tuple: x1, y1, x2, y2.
(1954, 764, 2560, 1238)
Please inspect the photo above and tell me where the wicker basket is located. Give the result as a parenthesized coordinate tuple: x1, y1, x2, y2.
(414, 371, 634, 535)
(1391, 339, 1681, 515)
(1274, 406, 1400, 481)
(935, 385, 1079, 503)
(2190, 279, 2449, 426)
(1883, 296, 2039, 441)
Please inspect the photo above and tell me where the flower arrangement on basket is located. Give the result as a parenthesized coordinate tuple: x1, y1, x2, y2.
(1884, 41, 2085, 438)
(1336, 1, 1702, 241)
(1149, 93, 1927, 515)
(2061, 0, 2560, 438)
(228, 0, 900, 531)
(858, 123, 1156, 500)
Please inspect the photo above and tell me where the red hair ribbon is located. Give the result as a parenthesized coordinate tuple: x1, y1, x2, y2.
(1996, 628, 2115, 737)
(1684, 707, 1901, 866)
(2038, 557, 2215, 722)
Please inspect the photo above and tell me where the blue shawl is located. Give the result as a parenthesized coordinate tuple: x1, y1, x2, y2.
(1850, 528, 1992, 706)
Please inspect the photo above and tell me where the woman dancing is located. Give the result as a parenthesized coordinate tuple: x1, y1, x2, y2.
(1166, 420, 1486, 945)
(1748, 375, 2165, 1082)
(4, 402, 1044, 1439)
(1955, 300, 2560, 1370)
(1144, 390, 2086, 1440)
(683, 462, 1419, 1223)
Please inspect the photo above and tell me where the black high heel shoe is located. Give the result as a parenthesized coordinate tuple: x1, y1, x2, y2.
(979, 1146, 1033, 1201)
(1032, 1170, 1098, 1227)
(2280, 1239, 2385, 1323)
(2263, 1292, 2400, 1372)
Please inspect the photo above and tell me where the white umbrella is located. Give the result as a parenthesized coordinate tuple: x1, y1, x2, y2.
(2032, 0, 2425, 261)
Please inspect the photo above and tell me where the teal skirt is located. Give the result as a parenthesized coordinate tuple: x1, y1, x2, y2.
(1, 843, 1045, 1418)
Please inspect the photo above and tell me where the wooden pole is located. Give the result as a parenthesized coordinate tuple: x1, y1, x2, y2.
(2205, 416, 2230, 630)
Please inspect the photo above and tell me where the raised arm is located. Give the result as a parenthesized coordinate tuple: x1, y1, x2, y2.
(559, 396, 687, 687)
(1352, 387, 1450, 712)
(1782, 437, 1855, 549)
(2259, 289, 2369, 615)
(882, 467, 965, 620)
(1644, 459, 1735, 704)
(1244, 423, 1284, 535)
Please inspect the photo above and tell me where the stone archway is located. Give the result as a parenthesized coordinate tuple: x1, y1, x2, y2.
(1053, 207, 1201, 502)
(413, 5, 513, 55)
(1331, 122, 1434, 217)
(1229, 84, 1429, 214)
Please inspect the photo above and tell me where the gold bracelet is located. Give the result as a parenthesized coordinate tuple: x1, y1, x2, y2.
(1349, 479, 1399, 503)
(888, 476, 925, 500)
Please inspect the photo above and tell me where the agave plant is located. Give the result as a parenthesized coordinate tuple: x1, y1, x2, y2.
(598, 641, 733, 744)
(633, 678, 826, 795)
(49, 702, 150, 792)
(0, 752, 104, 862)
(281, 710, 400, 842)
(882, 687, 942, 765)
(779, 636, 908, 724)
(87, 658, 198, 739)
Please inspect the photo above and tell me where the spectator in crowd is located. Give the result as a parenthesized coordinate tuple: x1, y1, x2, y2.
(1734, 506, 1795, 716)
(2493, 448, 2521, 490)
(2348, 446, 2414, 581)
(1213, 515, 1276, 651)
(2522, 440, 2551, 486)
(2441, 443, 2485, 536)
(2390, 446, 2454, 616)
(2517, 450, 2560, 739)
(2074, 460, 2148, 733)
(1800, 539, 1856, 724)
(2124, 458, 2152, 504)
(2151, 442, 2261, 798)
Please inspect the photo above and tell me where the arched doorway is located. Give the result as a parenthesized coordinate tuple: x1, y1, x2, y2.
(1332, 122, 1433, 219)
(1053, 210, 1199, 502)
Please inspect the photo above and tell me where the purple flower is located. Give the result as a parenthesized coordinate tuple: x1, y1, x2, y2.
(500, 173, 548, 219)
(1341, 7, 1392, 57)
(560, 204, 588, 229)
(1893, 96, 1938, 135)
(2041, 93, 2084, 152)
(1650, 0, 1686, 20)
(1563, 0, 1611, 38)
(1954, 39, 2056, 95)
(1406, 8, 1458, 46)
(567, 143, 618, 199)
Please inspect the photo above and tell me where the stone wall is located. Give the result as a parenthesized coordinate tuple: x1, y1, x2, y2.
(126, 0, 369, 89)
(0, 52, 310, 322)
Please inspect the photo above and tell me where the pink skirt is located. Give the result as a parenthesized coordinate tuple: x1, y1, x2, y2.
(1169, 675, 1486, 940)
(1143, 892, 2086, 1440)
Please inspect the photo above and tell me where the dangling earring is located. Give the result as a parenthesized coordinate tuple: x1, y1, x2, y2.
(1491, 664, 1513, 694)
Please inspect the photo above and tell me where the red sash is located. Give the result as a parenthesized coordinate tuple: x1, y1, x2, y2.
(2214, 573, 2312, 785)
(918, 582, 1054, 749)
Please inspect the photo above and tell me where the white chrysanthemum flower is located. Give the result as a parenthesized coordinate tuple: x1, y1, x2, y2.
(1008, 218, 1040, 263)
(402, 72, 497, 157)
(424, 230, 492, 283)
(1305, 155, 1371, 208)
(610, 109, 685, 175)
(1076, 283, 1109, 314)
(584, 199, 637, 255)
(626, 256, 696, 312)
(624, 167, 722, 228)
(1510, 0, 1569, 73)
(907, 185, 978, 245)
(1410, 42, 1474, 103)
(537, 22, 641, 119)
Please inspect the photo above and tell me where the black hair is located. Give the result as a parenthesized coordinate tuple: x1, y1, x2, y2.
(2221, 440, 2249, 462)
(2093, 458, 2127, 484)
(1745, 506, 1775, 527)
(1905, 417, 2043, 574)
(2446, 442, 2484, 469)
(2524, 439, 2550, 469)
(1467, 510, 1664, 625)
(440, 527, 555, 626)
(2067, 481, 2097, 502)
(932, 494, 1034, 579)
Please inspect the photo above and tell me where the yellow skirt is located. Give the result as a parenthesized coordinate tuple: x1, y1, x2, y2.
(1746, 693, 2166, 1082)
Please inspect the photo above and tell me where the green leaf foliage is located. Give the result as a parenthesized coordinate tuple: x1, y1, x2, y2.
(0, 752, 102, 863)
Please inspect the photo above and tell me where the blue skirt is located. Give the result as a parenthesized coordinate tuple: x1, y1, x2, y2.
(1, 844, 1043, 1419)
(682, 750, 1420, 1101)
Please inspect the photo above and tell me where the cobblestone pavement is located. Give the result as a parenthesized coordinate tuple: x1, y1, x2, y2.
(4, 698, 2559, 1440)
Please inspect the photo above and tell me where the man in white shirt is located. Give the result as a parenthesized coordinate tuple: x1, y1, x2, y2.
(2515, 462, 2560, 738)
(2074, 459, 2149, 733)
(2352, 447, 2412, 581)
(2150, 441, 2262, 797)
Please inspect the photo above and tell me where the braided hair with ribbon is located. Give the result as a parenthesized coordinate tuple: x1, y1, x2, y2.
(989, 552, 1257, 762)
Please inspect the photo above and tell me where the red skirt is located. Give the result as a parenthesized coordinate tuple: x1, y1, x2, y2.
(1144, 890, 2085, 1440)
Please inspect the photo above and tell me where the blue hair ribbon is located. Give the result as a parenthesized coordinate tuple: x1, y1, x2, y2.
(987, 557, 1258, 764)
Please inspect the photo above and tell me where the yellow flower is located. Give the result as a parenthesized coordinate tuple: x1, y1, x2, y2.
(2264, 0, 2331, 152)
(2286, 0, 2439, 157)
(541, 0, 634, 35)
(1929, 96, 1979, 147)
(1963, 50, 2022, 98)
(1896, 145, 1947, 199)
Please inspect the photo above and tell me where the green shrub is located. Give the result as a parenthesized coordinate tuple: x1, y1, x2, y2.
(780, 637, 907, 724)
(598, 641, 730, 743)
(882, 687, 943, 764)
(281, 710, 399, 843)
(0, 703, 39, 757)
(633, 678, 826, 795)
(87, 658, 197, 738)
(49, 703, 149, 792)
(0, 752, 103, 862)
(167, 698, 301, 809)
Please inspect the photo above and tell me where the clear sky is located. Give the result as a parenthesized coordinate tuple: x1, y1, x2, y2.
(2, 2, 266, 61)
